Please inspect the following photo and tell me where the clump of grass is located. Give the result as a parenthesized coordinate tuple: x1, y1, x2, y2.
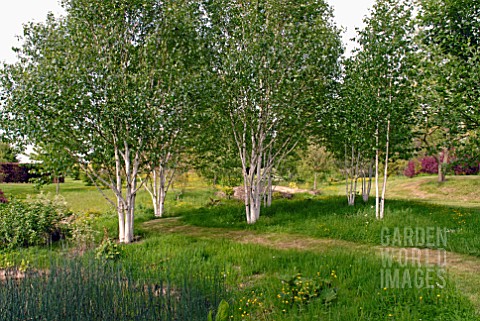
(0, 257, 226, 321)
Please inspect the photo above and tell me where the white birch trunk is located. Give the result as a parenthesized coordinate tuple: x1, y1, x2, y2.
(123, 143, 133, 244)
(121, 142, 141, 244)
(379, 119, 390, 220)
(267, 170, 273, 207)
(254, 152, 262, 221)
(154, 165, 167, 217)
(240, 132, 252, 224)
(375, 125, 380, 220)
(114, 145, 125, 243)
(362, 162, 373, 203)
(345, 145, 359, 206)
(143, 148, 176, 218)
(157, 174, 166, 218)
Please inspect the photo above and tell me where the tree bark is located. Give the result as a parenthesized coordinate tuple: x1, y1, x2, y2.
(267, 172, 273, 207)
(114, 144, 125, 243)
(362, 161, 373, 202)
(123, 143, 133, 244)
(379, 119, 390, 220)
(153, 165, 167, 217)
(375, 125, 380, 219)
(345, 145, 360, 206)
(438, 148, 448, 183)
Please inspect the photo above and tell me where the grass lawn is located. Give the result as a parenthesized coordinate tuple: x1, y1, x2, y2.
(316, 175, 480, 208)
(1, 174, 479, 320)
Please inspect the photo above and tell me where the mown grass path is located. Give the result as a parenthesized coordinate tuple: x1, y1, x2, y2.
(143, 217, 480, 313)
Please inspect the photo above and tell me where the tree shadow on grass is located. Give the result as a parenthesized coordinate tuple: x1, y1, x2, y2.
(152, 195, 479, 256)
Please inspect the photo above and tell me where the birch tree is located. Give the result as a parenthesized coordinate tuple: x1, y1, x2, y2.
(139, 1, 202, 218)
(1, 0, 201, 242)
(322, 57, 376, 205)
(202, 0, 342, 224)
(356, 0, 416, 219)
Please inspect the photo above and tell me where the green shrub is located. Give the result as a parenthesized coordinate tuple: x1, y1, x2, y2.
(0, 195, 70, 250)
(95, 240, 121, 261)
(221, 186, 234, 199)
(68, 210, 99, 252)
(279, 272, 337, 310)
(95, 231, 123, 261)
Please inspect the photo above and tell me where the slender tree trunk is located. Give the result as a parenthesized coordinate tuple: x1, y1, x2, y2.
(363, 161, 373, 202)
(313, 172, 318, 191)
(114, 145, 125, 243)
(375, 125, 380, 219)
(240, 146, 254, 224)
(153, 168, 159, 216)
(349, 146, 354, 205)
(379, 119, 390, 220)
(145, 162, 173, 218)
(266, 149, 273, 207)
(158, 177, 166, 217)
(353, 150, 360, 205)
(437, 159, 443, 183)
(129, 182, 136, 240)
(56, 177, 60, 195)
(249, 151, 263, 223)
(344, 145, 350, 204)
(156, 165, 167, 217)
(262, 156, 267, 207)
(267, 171, 273, 207)
(124, 198, 133, 243)
(122, 142, 141, 244)
(244, 174, 251, 223)
(345, 144, 359, 206)
(438, 148, 448, 183)
(443, 149, 449, 179)
(123, 144, 133, 244)
(247, 171, 260, 224)
(361, 168, 366, 201)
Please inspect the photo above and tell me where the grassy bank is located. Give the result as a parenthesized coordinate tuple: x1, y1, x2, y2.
(181, 196, 480, 257)
(0, 175, 479, 320)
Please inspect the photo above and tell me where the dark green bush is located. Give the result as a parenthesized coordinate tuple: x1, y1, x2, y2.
(0, 195, 70, 250)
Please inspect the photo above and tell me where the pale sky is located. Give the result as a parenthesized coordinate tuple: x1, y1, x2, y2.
(0, 0, 374, 64)
(0, 0, 65, 64)
(327, 0, 375, 55)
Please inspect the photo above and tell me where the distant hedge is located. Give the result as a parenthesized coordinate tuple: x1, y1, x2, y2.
(0, 163, 30, 183)
(0, 163, 62, 183)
